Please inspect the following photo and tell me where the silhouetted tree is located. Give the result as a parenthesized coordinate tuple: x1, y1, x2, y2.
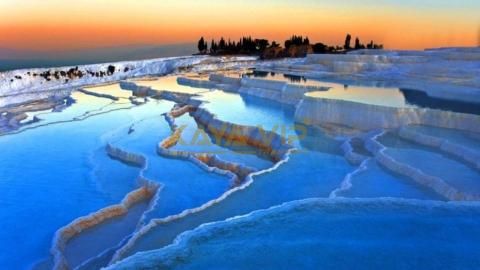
(367, 40, 374, 49)
(313, 43, 327, 53)
(198, 32, 382, 57)
(198, 37, 207, 53)
(303, 37, 310, 45)
(219, 37, 226, 50)
(285, 35, 306, 49)
(210, 39, 217, 54)
(355, 37, 361, 50)
(344, 34, 352, 50)
(255, 39, 269, 51)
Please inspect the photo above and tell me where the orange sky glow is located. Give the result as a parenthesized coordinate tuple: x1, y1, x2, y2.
(0, 0, 479, 51)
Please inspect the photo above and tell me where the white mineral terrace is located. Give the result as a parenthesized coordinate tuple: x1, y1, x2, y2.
(1, 48, 479, 270)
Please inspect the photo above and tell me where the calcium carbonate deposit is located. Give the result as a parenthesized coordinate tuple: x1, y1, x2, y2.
(1, 49, 480, 270)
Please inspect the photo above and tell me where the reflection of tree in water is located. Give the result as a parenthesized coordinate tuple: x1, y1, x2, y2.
(243, 70, 269, 78)
(253, 70, 269, 78)
(244, 70, 311, 84)
(400, 88, 480, 115)
(283, 74, 307, 83)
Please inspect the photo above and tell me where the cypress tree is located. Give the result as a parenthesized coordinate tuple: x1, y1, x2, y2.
(344, 34, 352, 50)
(198, 37, 206, 53)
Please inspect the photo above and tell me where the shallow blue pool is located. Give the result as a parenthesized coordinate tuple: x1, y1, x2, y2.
(1, 72, 479, 270)
(112, 198, 480, 270)
(0, 95, 145, 269)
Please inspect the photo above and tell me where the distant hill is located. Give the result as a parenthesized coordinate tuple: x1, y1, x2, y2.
(0, 48, 34, 59)
(0, 43, 195, 71)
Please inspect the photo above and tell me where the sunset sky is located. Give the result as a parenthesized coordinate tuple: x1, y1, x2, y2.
(1, 0, 479, 51)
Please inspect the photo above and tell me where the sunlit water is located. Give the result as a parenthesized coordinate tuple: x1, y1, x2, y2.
(306, 86, 411, 108)
(133, 75, 210, 95)
(245, 70, 480, 114)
